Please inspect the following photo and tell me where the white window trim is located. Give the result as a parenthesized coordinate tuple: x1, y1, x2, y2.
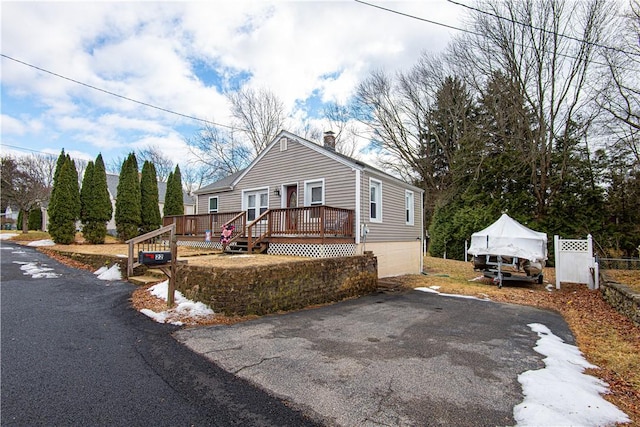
(303, 179, 325, 207)
(369, 178, 382, 223)
(208, 196, 219, 213)
(241, 187, 269, 221)
(405, 190, 414, 225)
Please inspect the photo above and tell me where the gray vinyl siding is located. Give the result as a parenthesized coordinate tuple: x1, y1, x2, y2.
(360, 171, 422, 243)
(236, 138, 357, 210)
(196, 137, 357, 214)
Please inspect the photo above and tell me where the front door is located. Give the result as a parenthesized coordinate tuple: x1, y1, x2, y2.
(286, 185, 298, 232)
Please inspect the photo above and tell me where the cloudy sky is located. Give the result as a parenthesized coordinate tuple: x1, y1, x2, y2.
(1, 1, 464, 175)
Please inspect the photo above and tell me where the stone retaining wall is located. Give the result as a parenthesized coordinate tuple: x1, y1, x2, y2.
(41, 248, 379, 317)
(600, 276, 640, 326)
(175, 254, 378, 316)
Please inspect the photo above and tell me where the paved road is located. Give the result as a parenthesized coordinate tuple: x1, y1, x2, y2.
(0, 241, 318, 426)
(176, 288, 575, 426)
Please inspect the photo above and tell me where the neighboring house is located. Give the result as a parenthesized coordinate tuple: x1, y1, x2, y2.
(189, 130, 424, 277)
(1, 206, 19, 230)
(104, 174, 195, 234)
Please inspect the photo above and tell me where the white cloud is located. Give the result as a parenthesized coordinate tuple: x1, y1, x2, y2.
(1, 1, 461, 175)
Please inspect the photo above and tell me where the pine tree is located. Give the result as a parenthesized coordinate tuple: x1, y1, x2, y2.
(48, 156, 80, 244)
(163, 165, 184, 216)
(115, 152, 141, 241)
(140, 160, 162, 234)
(81, 154, 112, 244)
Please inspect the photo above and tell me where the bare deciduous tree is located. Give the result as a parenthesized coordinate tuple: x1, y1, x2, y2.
(136, 146, 174, 182)
(1, 155, 50, 233)
(227, 87, 286, 155)
(185, 123, 252, 186)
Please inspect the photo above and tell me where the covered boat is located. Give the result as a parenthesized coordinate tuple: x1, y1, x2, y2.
(467, 214, 547, 287)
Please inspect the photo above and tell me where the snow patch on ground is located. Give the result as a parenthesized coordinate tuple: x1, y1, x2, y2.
(0, 233, 18, 240)
(94, 264, 122, 281)
(27, 239, 55, 247)
(513, 323, 630, 426)
(141, 280, 215, 326)
(13, 261, 60, 279)
(415, 286, 490, 301)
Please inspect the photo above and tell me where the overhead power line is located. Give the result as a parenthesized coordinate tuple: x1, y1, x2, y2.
(353, 0, 482, 36)
(446, 0, 640, 58)
(0, 53, 242, 132)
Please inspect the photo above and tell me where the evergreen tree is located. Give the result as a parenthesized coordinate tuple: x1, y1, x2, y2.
(28, 206, 43, 230)
(80, 161, 95, 223)
(17, 210, 23, 231)
(48, 156, 80, 244)
(140, 160, 162, 234)
(163, 165, 184, 216)
(115, 152, 141, 241)
(81, 154, 112, 244)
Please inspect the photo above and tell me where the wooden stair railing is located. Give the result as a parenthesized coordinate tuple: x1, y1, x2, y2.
(126, 224, 178, 306)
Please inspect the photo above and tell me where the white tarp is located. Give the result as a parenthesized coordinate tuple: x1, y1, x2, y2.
(468, 214, 548, 262)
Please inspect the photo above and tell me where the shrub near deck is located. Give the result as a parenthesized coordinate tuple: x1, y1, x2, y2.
(175, 254, 378, 316)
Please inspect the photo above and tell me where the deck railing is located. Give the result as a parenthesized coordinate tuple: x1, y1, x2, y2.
(163, 211, 244, 237)
(164, 206, 354, 249)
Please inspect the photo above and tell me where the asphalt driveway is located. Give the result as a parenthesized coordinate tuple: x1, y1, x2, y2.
(175, 289, 574, 426)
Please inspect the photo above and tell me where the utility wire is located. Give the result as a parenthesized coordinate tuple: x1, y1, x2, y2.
(0, 53, 243, 132)
(354, 0, 638, 71)
(354, 0, 482, 36)
(446, 0, 640, 58)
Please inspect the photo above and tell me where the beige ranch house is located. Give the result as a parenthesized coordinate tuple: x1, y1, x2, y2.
(166, 130, 424, 277)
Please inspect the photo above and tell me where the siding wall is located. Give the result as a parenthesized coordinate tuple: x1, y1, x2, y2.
(197, 137, 357, 214)
(360, 170, 423, 243)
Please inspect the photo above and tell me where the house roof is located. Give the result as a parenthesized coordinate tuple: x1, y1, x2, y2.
(194, 169, 246, 194)
(194, 130, 424, 194)
(106, 174, 195, 205)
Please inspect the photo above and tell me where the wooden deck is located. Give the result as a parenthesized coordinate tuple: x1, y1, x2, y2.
(163, 206, 355, 251)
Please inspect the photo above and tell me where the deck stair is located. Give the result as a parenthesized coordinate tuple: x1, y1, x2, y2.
(224, 238, 269, 254)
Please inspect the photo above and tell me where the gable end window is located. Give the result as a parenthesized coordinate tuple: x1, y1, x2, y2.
(208, 196, 218, 213)
(405, 190, 414, 225)
(369, 179, 382, 222)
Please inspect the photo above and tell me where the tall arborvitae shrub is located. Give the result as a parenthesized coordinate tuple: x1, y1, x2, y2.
(80, 154, 113, 244)
(115, 152, 141, 241)
(49, 156, 80, 244)
(28, 206, 43, 230)
(140, 160, 162, 234)
(80, 161, 95, 223)
(163, 165, 184, 216)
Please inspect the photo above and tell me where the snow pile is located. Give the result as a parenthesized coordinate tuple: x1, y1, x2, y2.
(14, 261, 60, 279)
(0, 233, 18, 240)
(514, 323, 630, 426)
(140, 280, 214, 326)
(27, 239, 55, 247)
(415, 286, 490, 301)
(93, 264, 122, 281)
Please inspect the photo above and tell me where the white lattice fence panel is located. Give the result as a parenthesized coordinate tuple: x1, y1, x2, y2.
(268, 243, 356, 258)
(554, 235, 598, 289)
(177, 240, 221, 250)
(560, 240, 588, 252)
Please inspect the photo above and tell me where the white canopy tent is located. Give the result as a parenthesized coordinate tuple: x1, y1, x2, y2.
(468, 214, 548, 262)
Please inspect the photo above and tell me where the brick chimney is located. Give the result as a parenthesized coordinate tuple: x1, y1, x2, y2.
(323, 131, 336, 151)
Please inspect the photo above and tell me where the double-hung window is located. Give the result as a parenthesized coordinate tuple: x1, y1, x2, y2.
(304, 179, 324, 218)
(405, 190, 414, 225)
(369, 178, 382, 222)
(208, 196, 218, 213)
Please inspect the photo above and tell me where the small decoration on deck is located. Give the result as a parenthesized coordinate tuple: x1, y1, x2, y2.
(220, 224, 235, 244)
